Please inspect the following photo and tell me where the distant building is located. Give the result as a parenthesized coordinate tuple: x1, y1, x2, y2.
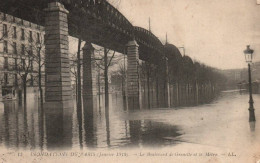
(221, 69, 243, 89)
(252, 62, 260, 81)
(221, 61, 260, 93)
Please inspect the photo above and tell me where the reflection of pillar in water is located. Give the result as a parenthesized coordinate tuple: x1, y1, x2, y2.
(77, 105, 83, 149)
(124, 121, 128, 138)
(129, 120, 142, 146)
(38, 107, 44, 149)
(83, 96, 97, 148)
(45, 108, 73, 150)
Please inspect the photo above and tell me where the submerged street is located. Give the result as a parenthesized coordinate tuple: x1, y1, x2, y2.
(0, 91, 259, 156)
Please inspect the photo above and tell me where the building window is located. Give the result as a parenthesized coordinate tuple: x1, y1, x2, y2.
(37, 33, 40, 43)
(12, 26, 17, 39)
(13, 42, 17, 54)
(21, 44, 25, 55)
(4, 57, 8, 70)
(4, 73, 8, 85)
(21, 28, 25, 40)
(3, 40, 8, 53)
(3, 24, 8, 37)
(29, 31, 33, 42)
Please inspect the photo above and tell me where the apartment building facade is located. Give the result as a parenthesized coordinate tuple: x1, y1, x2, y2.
(0, 12, 45, 99)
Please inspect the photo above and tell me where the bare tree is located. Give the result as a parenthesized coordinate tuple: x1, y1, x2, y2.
(110, 62, 126, 97)
(15, 49, 34, 104)
(70, 52, 78, 98)
(94, 47, 117, 109)
(27, 31, 45, 105)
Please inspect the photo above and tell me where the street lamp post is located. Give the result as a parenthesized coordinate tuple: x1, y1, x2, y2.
(243, 45, 256, 122)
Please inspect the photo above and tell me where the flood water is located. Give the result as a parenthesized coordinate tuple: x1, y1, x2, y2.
(0, 91, 259, 151)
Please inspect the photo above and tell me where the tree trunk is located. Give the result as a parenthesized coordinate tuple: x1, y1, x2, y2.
(98, 69, 101, 109)
(23, 74, 27, 105)
(187, 83, 190, 106)
(147, 68, 150, 109)
(156, 76, 159, 107)
(75, 75, 78, 102)
(121, 77, 125, 97)
(176, 82, 179, 106)
(77, 38, 82, 108)
(104, 48, 109, 109)
(38, 48, 43, 105)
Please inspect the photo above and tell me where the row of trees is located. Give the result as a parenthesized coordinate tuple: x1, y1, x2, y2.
(164, 44, 226, 87)
(110, 43, 227, 107)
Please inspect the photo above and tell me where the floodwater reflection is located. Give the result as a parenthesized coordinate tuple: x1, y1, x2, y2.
(0, 94, 184, 150)
(45, 107, 73, 150)
(83, 96, 97, 148)
(2, 92, 254, 150)
(127, 120, 181, 148)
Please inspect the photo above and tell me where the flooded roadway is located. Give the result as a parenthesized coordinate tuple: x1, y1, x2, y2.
(0, 91, 259, 154)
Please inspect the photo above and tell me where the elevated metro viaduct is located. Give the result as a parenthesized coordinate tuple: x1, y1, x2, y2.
(0, 0, 183, 110)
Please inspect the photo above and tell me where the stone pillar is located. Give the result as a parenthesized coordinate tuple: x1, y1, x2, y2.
(83, 42, 97, 113)
(126, 40, 141, 110)
(44, 2, 72, 109)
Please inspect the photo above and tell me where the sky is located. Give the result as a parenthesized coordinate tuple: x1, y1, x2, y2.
(106, 0, 260, 70)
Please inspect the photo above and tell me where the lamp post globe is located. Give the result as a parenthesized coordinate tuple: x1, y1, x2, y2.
(243, 45, 256, 122)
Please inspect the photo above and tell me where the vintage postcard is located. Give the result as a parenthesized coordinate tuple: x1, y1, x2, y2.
(0, 0, 259, 163)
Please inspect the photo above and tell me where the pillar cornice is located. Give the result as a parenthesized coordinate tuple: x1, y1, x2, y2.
(83, 42, 95, 51)
(126, 40, 139, 47)
(44, 2, 69, 14)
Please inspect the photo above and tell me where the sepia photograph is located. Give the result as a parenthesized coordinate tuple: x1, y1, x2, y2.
(0, 0, 259, 162)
